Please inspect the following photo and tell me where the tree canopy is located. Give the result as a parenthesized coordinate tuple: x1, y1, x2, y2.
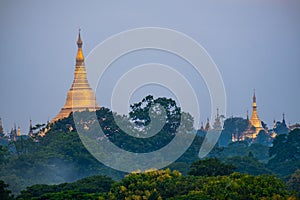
(268, 128, 300, 177)
(188, 158, 236, 176)
(0, 96, 299, 198)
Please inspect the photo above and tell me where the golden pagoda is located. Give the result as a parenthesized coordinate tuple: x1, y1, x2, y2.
(249, 90, 264, 137)
(17, 126, 21, 136)
(51, 30, 100, 123)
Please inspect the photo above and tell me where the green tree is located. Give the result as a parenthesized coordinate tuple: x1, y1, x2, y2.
(109, 169, 291, 200)
(287, 169, 300, 197)
(253, 130, 273, 146)
(166, 162, 190, 176)
(268, 128, 300, 177)
(0, 145, 9, 165)
(169, 173, 290, 200)
(15, 169, 294, 200)
(0, 180, 13, 200)
(208, 142, 270, 163)
(109, 169, 183, 200)
(219, 117, 249, 146)
(18, 175, 114, 199)
(188, 158, 236, 176)
(129, 95, 181, 133)
(95, 96, 192, 153)
(225, 156, 272, 175)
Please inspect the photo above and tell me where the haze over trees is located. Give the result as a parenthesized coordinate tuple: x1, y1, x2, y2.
(0, 96, 299, 198)
(8, 168, 293, 199)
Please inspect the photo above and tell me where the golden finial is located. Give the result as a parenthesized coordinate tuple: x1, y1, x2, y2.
(77, 28, 83, 48)
(76, 29, 84, 65)
(253, 89, 256, 103)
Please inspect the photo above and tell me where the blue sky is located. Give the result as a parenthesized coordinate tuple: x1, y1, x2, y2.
(0, 0, 299, 133)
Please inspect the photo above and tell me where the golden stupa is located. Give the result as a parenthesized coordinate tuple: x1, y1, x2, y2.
(249, 91, 264, 137)
(51, 30, 100, 123)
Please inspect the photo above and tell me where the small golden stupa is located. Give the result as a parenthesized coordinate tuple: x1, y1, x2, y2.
(249, 90, 264, 138)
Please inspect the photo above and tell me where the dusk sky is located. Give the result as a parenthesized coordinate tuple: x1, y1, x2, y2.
(0, 0, 299, 133)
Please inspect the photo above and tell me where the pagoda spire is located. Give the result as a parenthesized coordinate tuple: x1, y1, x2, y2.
(0, 117, 4, 135)
(29, 119, 34, 137)
(213, 108, 222, 130)
(253, 89, 256, 103)
(77, 29, 82, 47)
(282, 113, 286, 125)
(251, 89, 257, 114)
(249, 90, 263, 137)
(205, 118, 211, 131)
(51, 30, 100, 123)
(17, 126, 21, 136)
(200, 122, 204, 131)
(76, 29, 84, 66)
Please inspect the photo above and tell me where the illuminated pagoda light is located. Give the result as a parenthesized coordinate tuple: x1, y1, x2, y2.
(248, 90, 264, 138)
(51, 30, 100, 123)
(17, 126, 21, 136)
